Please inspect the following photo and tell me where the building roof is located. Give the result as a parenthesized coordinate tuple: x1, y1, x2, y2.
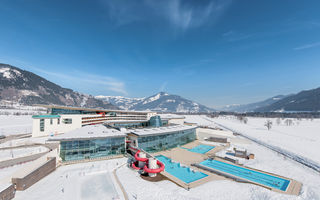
(105, 120, 149, 124)
(32, 115, 61, 119)
(130, 124, 197, 137)
(35, 104, 155, 114)
(48, 124, 126, 141)
(158, 114, 185, 120)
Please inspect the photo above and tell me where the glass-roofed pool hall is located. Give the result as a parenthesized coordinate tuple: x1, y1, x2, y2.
(135, 127, 197, 152)
(60, 137, 125, 161)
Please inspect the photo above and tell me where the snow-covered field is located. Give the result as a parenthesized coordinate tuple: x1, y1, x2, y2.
(14, 158, 127, 200)
(209, 116, 320, 166)
(0, 115, 32, 136)
(0, 146, 48, 162)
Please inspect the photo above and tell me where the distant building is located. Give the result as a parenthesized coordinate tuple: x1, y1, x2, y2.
(32, 105, 156, 137)
(32, 105, 197, 162)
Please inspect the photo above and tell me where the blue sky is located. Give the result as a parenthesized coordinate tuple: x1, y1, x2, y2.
(1, 0, 320, 108)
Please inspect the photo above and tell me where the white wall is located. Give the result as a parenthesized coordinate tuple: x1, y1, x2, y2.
(32, 115, 82, 137)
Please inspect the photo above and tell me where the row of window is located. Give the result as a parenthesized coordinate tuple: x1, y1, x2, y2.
(39, 118, 72, 132)
(59, 137, 125, 161)
(137, 128, 196, 152)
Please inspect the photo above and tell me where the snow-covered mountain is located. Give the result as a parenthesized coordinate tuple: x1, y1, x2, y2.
(96, 92, 215, 113)
(255, 87, 320, 112)
(220, 95, 290, 112)
(0, 63, 118, 109)
(95, 95, 145, 110)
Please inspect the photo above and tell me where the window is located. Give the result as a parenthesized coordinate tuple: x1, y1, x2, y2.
(50, 119, 53, 125)
(40, 119, 45, 132)
(63, 118, 72, 124)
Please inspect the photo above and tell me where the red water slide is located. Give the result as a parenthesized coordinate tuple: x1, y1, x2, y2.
(131, 150, 165, 173)
(143, 160, 165, 173)
(134, 150, 148, 162)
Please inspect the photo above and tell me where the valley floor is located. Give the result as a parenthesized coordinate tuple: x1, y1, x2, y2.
(2, 114, 320, 200)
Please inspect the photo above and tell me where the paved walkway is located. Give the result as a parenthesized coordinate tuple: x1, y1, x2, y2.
(113, 163, 129, 200)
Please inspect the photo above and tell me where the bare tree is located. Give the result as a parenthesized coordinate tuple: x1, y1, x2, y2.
(264, 120, 272, 130)
(284, 119, 293, 126)
(243, 117, 248, 124)
(276, 118, 281, 125)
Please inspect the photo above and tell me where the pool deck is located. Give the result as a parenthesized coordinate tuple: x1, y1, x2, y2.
(194, 157, 302, 196)
(152, 140, 228, 189)
(151, 140, 301, 195)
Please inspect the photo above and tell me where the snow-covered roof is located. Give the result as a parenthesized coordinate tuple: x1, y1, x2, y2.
(159, 114, 185, 120)
(130, 124, 197, 137)
(48, 124, 126, 141)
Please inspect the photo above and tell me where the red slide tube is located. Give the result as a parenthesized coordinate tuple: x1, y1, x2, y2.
(134, 150, 148, 162)
(143, 160, 165, 173)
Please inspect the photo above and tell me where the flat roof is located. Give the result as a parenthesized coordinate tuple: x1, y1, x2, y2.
(32, 115, 61, 119)
(48, 124, 126, 141)
(105, 120, 149, 124)
(130, 124, 197, 137)
(35, 104, 154, 114)
(159, 114, 186, 120)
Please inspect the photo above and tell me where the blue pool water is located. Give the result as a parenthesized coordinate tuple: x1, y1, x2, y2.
(200, 159, 290, 191)
(156, 155, 208, 183)
(187, 144, 215, 154)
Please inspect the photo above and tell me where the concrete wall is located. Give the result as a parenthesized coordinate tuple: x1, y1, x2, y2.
(205, 137, 229, 143)
(196, 128, 234, 141)
(32, 115, 82, 137)
(12, 157, 56, 191)
(0, 152, 48, 169)
(0, 185, 15, 200)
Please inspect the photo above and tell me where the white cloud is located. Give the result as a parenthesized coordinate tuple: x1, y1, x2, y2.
(165, 0, 231, 30)
(294, 42, 320, 50)
(31, 67, 128, 95)
(159, 81, 168, 92)
(99, 0, 232, 31)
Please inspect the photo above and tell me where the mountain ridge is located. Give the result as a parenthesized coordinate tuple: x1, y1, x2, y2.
(220, 95, 291, 112)
(255, 87, 320, 112)
(96, 92, 215, 113)
(0, 63, 118, 109)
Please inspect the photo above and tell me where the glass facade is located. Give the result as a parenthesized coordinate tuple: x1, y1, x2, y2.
(137, 128, 196, 152)
(113, 122, 148, 129)
(149, 116, 162, 127)
(59, 137, 125, 161)
(51, 108, 96, 115)
(40, 119, 44, 132)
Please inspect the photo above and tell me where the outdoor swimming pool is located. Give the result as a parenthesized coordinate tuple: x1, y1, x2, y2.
(156, 155, 208, 184)
(199, 159, 290, 191)
(185, 144, 215, 154)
